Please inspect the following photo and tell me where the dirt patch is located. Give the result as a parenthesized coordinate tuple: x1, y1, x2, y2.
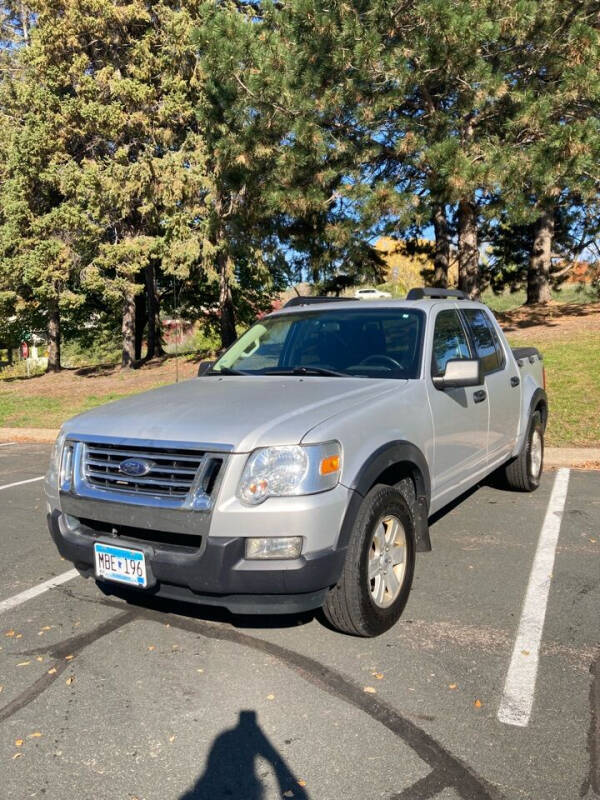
(497, 300, 600, 342)
(0, 356, 199, 401)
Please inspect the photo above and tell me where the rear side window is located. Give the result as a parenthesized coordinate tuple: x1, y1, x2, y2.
(431, 310, 472, 377)
(462, 309, 505, 374)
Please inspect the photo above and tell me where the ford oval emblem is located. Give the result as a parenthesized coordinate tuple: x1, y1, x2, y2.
(119, 458, 154, 477)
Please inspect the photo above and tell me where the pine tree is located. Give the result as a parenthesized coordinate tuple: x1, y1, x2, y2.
(494, 0, 600, 304)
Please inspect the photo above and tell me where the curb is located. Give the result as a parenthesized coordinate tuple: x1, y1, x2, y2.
(544, 447, 600, 470)
(0, 427, 59, 444)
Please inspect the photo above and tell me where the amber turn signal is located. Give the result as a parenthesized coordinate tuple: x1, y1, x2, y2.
(319, 455, 340, 475)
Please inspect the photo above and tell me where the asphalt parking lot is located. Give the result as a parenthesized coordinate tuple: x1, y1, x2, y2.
(0, 442, 598, 800)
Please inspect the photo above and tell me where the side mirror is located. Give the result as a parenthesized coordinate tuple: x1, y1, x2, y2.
(433, 358, 482, 389)
(197, 359, 215, 377)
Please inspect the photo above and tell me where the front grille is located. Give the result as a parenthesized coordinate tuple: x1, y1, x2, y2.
(83, 442, 210, 499)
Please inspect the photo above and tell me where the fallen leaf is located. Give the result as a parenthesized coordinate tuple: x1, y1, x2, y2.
(4, 630, 16, 637)
(448, 683, 458, 690)
(298, 780, 307, 787)
(590, 538, 597, 543)
(363, 686, 377, 694)
(65, 676, 75, 686)
(283, 792, 294, 798)
(16, 661, 30, 667)
(65, 655, 74, 661)
(36, 657, 43, 662)
(147, 646, 155, 652)
(15, 634, 22, 639)
(28, 732, 42, 739)
(521, 650, 530, 656)
(47, 667, 57, 675)
(266, 694, 275, 700)
(196, 669, 204, 673)
(372, 672, 384, 680)
(15, 739, 23, 747)
(168, 735, 175, 743)
(474, 699, 483, 708)
(0, 686, 3, 693)
(40, 626, 51, 631)
(12, 753, 23, 760)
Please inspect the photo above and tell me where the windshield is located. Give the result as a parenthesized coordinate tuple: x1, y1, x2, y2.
(211, 308, 425, 379)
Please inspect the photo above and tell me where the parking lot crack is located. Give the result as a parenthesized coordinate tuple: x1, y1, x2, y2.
(121, 605, 505, 800)
(0, 610, 134, 724)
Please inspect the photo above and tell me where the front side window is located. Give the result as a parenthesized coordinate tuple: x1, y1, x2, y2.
(431, 310, 471, 377)
(212, 308, 425, 379)
(462, 309, 504, 374)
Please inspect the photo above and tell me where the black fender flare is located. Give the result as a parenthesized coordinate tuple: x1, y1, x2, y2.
(338, 441, 432, 553)
(528, 387, 548, 429)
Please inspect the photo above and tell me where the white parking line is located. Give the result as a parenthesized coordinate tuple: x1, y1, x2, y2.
(0, 569, 79, 615)
(0, 475, 44, 491)
(497, 468, 571, 727)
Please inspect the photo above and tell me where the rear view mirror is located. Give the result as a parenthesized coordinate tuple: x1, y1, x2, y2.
(433, 358, 482, 389)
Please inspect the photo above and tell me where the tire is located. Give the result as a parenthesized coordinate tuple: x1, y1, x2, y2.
(504, 411, 544, 491)
(323, 484, 416, 637)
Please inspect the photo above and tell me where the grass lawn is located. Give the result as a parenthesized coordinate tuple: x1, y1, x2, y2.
(507, 333, 599, 447)
(0, 391, 134, 429)
(481, 283, 595, 313)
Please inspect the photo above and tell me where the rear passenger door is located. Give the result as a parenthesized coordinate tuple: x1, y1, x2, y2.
(461, 307, 520, 465)
(426, 308, 489, 503)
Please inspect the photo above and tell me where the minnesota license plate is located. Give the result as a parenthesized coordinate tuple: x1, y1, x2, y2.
(94, 542, 147, 588)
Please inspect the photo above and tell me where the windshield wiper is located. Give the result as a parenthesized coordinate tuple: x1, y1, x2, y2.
(262, 366, 347, 377)
(209, 366, 248, 376)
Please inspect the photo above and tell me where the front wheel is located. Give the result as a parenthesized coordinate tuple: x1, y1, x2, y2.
(504, 411, 544, 491)
(323, 484, 415, 637)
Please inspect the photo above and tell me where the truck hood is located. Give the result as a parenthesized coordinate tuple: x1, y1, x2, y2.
(62, 375, 403, 453)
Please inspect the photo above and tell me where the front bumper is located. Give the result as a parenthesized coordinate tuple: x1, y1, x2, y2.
(47, 509, 347, 614)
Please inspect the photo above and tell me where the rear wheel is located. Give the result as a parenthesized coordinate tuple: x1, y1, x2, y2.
(504, 411, 544, 491)
(323, 484, 415, 637)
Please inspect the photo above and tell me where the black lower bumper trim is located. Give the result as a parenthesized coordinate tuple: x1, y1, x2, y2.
(48, 510, 344, 614)
(96, 579, 328, 614)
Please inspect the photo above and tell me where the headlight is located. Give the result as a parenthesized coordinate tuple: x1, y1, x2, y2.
(238, 442, 342, 505)
(46, 429, 66, 487)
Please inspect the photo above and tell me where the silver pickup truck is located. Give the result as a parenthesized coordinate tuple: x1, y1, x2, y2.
(45, 288, 547, 636)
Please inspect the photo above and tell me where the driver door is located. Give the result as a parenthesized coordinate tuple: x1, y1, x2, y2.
(426, 308, 488, 505)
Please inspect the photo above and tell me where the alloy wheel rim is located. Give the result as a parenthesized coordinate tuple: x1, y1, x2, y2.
(368, 514, 407, 609)
(530, 430, 543, 478)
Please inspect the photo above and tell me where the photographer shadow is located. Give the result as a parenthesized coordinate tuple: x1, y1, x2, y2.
(180, 710, 310, 800)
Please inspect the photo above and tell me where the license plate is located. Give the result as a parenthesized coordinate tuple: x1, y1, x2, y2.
(94, 542, 147, 588)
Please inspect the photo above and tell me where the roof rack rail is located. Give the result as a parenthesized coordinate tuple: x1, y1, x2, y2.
(283, 296, 358, 308)
(406, 287, 469, 301)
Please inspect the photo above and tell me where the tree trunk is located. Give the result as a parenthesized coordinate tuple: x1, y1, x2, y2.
(134, 291, 146, 361)
(46, 299, 61, 372)
(121, 293, 136, 368)
(457, 198, 480, 299)
(20, 2, 29, 46)
(145, 262, 164, 359)
(217, 251, 236, 348)
(432, 204, 450, 288)
(526, 205, 554, 305)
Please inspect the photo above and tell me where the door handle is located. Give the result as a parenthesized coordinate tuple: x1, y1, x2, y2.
(473, 389, 487, 403)
(510, 376, 520, 387)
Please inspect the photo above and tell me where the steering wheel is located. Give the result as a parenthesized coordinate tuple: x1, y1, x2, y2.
(359, 354, 405, 371)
